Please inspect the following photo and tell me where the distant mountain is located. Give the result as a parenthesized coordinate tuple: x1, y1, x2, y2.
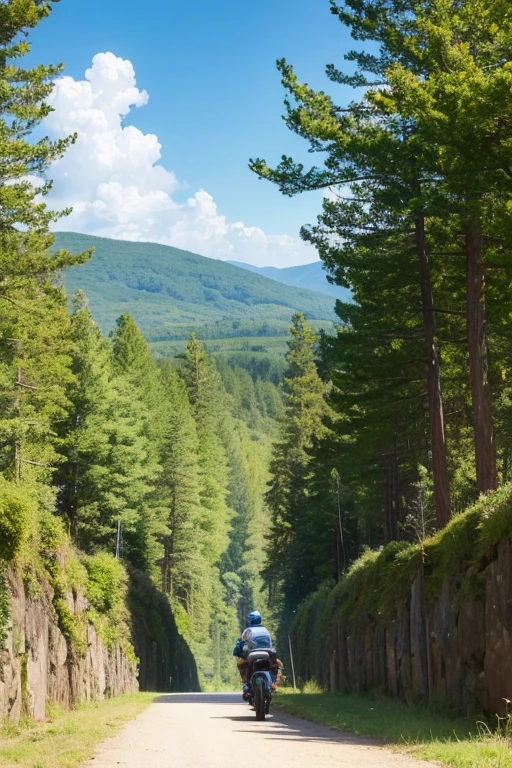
(57, 233, 337, 349)
(228, 260, 350, 302)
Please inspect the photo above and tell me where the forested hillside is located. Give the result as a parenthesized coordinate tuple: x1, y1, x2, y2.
(227, 260, 351, 301)
(1, 272, 281, 689)
(58, 232, 336, 357)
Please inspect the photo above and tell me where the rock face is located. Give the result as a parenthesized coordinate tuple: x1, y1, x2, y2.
(0, 568, 138, 721)
(128, 569, 200, 694)
(290, 541, 512, 716)
(0, 566, 200, 722)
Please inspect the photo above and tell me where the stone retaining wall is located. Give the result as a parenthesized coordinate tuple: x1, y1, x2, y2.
(0, 568, 138, 721)
(290, 541, 512, 716)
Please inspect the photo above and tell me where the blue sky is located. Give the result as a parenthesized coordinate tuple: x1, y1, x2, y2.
(29, 1, 358, 266)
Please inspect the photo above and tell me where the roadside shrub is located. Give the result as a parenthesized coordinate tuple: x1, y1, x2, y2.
(84, 553, 134, 657)
(0, 478, 37, 562)
(84, 552, 127, 613)
(38, 509, 68, 564)
(51, 560, 88, 655)
(303, 679, 325, 694)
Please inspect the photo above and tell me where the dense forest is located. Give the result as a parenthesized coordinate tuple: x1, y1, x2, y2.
(58, 231, 336, 347)
(250, 0, 512, 648)
(0, 0, 286, 689)
(3, 0, 512, 701)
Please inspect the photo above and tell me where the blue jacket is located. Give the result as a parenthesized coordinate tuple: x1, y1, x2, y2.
(233, 626, 273, 658)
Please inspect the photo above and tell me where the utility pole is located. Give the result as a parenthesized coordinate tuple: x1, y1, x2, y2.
(115, 519, 123, 559)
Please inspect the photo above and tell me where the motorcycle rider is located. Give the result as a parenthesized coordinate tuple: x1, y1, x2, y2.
(233, 610, 281, 699)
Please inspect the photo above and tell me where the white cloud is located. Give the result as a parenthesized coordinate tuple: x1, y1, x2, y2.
(43, 52, 317, 268)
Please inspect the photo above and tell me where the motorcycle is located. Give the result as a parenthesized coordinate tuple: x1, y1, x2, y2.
(245, 649, 277, 720)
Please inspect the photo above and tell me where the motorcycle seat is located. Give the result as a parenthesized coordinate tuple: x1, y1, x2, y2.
(247, 650, 270, 663)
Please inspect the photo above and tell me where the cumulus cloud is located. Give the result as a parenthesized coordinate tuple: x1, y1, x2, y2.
(43, 52, 316, 268)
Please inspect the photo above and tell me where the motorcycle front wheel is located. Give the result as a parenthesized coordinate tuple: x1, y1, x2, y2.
(253, 678, 266, 721)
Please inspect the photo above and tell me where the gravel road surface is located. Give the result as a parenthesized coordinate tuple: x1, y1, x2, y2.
(84, 692, 438, 768)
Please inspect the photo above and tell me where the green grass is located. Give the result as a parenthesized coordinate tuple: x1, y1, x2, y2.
(275, 691, 512, 767)
(0, 693, 155, 768)
(295, 484, 512, 643)
(330, 540, 423, 628)
(149, 335, 293, 358)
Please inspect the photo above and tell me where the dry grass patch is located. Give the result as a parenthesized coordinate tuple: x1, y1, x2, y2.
(0, 693, 155, 768)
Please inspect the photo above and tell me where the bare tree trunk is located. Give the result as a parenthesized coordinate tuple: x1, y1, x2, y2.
(333, 471, 345, 574)
(385, 454, 399, 542)
(415, 216, 451, 528)
(392, 436, 403, 535)
(466, 222, 497, 493)
(335, 523, 341, 580)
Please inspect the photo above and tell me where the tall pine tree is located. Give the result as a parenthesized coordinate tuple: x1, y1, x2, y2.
(264, 313, 329, 616)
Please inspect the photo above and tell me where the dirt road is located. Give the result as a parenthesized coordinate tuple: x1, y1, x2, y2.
(83, 692, 438, 768)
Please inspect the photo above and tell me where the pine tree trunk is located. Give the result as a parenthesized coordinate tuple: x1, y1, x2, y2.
(465, 221, 497, 493)
(162, 536, 170, 593)
(14, 360, 22, 483)
(415, 216, 451, 528)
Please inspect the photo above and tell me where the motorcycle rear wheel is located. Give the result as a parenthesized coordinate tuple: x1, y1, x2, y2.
(254, 678, 266, 721)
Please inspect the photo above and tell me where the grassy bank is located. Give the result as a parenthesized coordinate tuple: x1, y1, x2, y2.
(0, 693, 155, 768)
(275, 691, 512, 767)
(300, 484, 512, 641)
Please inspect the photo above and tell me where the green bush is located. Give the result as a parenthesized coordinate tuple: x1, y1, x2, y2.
(38, 510, 68, 564)
(84, 553, 134, 657)
(84, 552, 127, 613)
(0, 478, 37, 562)
(35, 512, 89, 652)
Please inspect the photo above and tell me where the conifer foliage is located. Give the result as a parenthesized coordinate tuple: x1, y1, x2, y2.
(264, 314, 329, 605)
(251, 0, 512, 543)
(9, 0, 512, 691)
(0, 0, 88, 499)
(0, 2, 282, 690)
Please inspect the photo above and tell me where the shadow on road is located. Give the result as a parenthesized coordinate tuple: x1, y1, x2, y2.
(153, 693, 383, 748)
(212, 702, 387, 747)
(217, 714, 384, 746)
(154, 693, 242, 705)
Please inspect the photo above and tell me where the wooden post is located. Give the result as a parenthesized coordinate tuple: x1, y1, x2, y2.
(288, 634, 297, 690)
